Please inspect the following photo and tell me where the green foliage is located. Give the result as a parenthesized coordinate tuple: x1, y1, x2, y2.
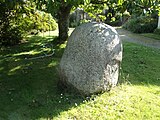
(69, 21, 79, 28)
(0, 25, 23, 46)
(15, 0, 58, 34)
(0, 0, 24, 46)
(35, 0, 91, 16)
(18, 11, 57, 33)
(69, 13, 78, 27)
(124, 0, 160, 16)
(81, 0, 127, 25)
(69, 11, 91, 28)
(123, 16, 157, 33)
(35, 0, 90, 42)
(80, 19, 91, 24)
(69, 19, 91, 27)
(0, 0, 57, 46)
(82, 3, 105, 19)
(154, 28, 160, 35)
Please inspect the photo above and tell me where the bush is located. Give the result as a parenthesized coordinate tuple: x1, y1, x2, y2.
(80, 19, 91, 24)
(106, 20, 122, 26)
(123, 16, 157, 33)
(154, 28, 160, 35)
(18, 12, 57, 33)
(0, 1, 57, 46)
(69, 12, 78, 27)
(0, 11, 57, 46)
(0, 25, 23, 46)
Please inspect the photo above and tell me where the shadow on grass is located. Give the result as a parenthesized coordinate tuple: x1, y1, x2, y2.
(0, 35, 160, 119)
(0, 35, 84, 120)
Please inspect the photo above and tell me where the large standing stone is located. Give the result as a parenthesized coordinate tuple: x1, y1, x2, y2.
(59, 22, 122, 95)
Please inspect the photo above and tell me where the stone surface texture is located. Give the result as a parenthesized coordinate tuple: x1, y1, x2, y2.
(59, 22, 122, 95)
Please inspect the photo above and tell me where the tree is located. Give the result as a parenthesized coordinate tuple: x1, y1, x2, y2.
(158, 11, 160, 29)
(127, 0, 160, 29)
(156, 4, 160, 29)
(123, 0, 160, 16)
(35, 0, 160, 43)
(0, 0, 25, 46)
(35, 0, 128, 43)
(35, 0, 91, 43)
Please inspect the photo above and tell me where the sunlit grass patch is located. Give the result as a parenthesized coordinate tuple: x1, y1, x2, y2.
(0, 30, 160, 120)
(52, 85, 160, 120)
(51, 42, 160, 120)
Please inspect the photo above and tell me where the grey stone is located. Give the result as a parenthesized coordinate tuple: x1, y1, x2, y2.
(59, 22, 122, 95)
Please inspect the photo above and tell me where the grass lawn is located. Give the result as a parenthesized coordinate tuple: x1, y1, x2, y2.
(141, 33, 160, 40)
(0, 32, 160, 120)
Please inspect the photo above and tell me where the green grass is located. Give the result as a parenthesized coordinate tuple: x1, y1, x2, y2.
(0, 32, 160, 120)
(141, 33, 160, 40)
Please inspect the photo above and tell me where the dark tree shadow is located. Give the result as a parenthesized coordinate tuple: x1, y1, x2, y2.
(0, 34, 85, 120)
(0, 27, 160, 119)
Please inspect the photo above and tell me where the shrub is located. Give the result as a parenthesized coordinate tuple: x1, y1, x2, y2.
(154, 28, 160, 35)
(0, 25, 23, 46)
(69, 12, 78, 27)
(0, 1, 57, 46)
(18, 12, 57, 33)
(105, 12, 130, 27)
(0, 11, 57, 46)
(123, 16, 157, 33)
(106, 20, 122, 26)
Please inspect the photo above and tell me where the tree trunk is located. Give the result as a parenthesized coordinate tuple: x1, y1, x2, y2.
(57, 3, 72, 43)
(158, 16, 160, 29)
